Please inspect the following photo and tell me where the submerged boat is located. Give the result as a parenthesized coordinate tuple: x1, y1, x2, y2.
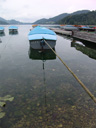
(0, 27, 4, 34)
(9, 26, 18, 33)
(28, 26, 57, 49)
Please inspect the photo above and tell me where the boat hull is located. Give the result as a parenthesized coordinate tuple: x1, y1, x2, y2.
(9, 29, 18, 32)
(9, 26, 18, 33)
(29, 39, 56, 49)
(28, 26, 57, 49)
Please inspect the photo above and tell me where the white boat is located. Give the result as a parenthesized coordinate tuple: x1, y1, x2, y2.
(9, 26, 18, 33)
(28, 26, 57, 49)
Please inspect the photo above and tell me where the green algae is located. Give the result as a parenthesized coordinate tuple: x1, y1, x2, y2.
(0, 111, 5, 119)
(0, 101, 6, 107)
(0, 95, 14, 102)
(0, 95, 14, 119)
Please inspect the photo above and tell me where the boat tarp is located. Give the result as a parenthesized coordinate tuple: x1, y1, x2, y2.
(28, 26, 56, 36)
(9, 26, 18, 29)
(28, 34, 57, 41)
(0, 27, 4, 30)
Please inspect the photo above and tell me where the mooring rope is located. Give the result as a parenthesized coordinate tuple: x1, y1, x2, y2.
(44, 39, 96, 103)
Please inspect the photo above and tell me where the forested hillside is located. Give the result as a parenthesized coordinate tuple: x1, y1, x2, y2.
(57, 11, 96, 25)
(33, 10, 90, 24)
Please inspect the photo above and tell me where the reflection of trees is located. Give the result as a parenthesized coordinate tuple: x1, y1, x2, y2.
(0, 32, 5, 37)
(71, 40, 96, 60)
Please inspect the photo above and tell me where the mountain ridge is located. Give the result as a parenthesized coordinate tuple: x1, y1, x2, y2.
(0, 10, 92, 25)
(33, 10, 90, 24)
(57, 10, 96, 25)
(0, 17, 31, 25)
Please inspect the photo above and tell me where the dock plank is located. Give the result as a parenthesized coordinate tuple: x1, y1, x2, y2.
(73, 31, 96, 43)
(50, 28, 96, 43)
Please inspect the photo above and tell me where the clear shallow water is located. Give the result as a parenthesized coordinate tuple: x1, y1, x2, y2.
(0, 25, 96, 128)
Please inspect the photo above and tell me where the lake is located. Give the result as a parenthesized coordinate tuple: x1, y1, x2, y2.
(0, 25, 96, 128)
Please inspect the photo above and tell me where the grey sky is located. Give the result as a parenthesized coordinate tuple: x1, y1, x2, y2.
(0, 0, 96, 22)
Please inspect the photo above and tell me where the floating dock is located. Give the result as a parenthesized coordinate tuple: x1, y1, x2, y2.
(50, 28, 96, 43)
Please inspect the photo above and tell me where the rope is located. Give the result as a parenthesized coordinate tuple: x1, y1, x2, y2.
(44, 39, 96, 103)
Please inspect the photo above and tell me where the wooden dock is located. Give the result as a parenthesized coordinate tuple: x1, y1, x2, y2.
(50, 28, 96, 43)
(50, 28, 72, 36)
(73, 31, 96, 43)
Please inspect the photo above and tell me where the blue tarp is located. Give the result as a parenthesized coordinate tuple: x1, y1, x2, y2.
(9, 26, 18, 29)
(81, 26, 89, 29)
(28, 26, 56, 35)
(28, 34, 57, 41)
(0, 27, 4, 30)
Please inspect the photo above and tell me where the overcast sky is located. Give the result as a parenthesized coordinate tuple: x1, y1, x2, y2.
(0, 0, 96, 22)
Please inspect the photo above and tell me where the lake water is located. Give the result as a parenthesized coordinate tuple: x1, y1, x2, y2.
(0, 25, 96, 128)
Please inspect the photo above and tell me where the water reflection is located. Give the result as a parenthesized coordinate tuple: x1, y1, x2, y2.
(29, 47, 56, 60)
(0, 38, 2, 43)
(71, 39, 96, 60)
(0, 26, 96, 128)
(28, 47, 58, 127)
(0, 32, 5, 37)
(28, 46, 96, 127)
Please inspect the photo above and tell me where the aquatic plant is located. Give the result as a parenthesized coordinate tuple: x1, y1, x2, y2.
(0, 95, 14, 119)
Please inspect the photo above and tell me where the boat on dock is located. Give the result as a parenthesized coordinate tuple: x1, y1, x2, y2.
(61, 25, 78, 31)
(32, 24, 38, 28)
(28, 26, 57, 49)
(78, 25, 95, 32)
(9, 26, 18, 33)
(0, 27, 4, 34)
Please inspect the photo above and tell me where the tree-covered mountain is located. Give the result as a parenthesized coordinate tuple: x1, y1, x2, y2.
(33, 10, 90, 24)
(0, 17, 8, 24)
(0, 20, 8, 24)
(70, 10, 90, 15)
(57, 11, 96, 25)
(0, 10, 94, 25)
(7, 19, 23, 24)
(33, 18, 48, 24)
(33, 13, 69, 24)
(0, 17, 24, 25)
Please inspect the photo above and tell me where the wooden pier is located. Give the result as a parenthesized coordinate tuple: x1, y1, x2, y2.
(73, 31, 96, 43)
(51, 28, 96, 43)
(50, 28, 72, 36)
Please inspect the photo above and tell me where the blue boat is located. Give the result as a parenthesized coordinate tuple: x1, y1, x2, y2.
(9, 26, 18, 33)
(28, 26, 57, 49)
(0, 27, 4, 33)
